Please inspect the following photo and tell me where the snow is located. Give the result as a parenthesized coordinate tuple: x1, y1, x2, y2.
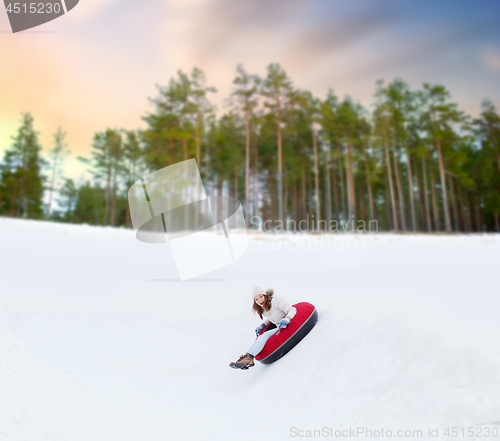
(1, 217, 500, 440)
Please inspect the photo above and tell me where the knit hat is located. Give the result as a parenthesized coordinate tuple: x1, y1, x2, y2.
(252, 287, 274, 303)
(252, 286, 266, 300)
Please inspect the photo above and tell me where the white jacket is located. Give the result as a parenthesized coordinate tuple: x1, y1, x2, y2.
(262, 294, 297, 326)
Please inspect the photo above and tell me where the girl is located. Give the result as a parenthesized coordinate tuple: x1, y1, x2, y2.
(230, 286, 297, 370)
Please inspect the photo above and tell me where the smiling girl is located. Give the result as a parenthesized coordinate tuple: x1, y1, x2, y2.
(229, 287, 297, 370)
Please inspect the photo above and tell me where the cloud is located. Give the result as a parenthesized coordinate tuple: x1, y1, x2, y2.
(481, 48, 500, 72)
(307, 15, 500, 89)
(281, 4, 398, 68)
(158, 0, 398, 70)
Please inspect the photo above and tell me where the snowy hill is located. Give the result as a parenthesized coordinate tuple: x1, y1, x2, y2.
(1, 217, 500, 440)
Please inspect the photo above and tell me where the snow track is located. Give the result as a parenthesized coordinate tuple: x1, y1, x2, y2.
(1, 218, 500, 440)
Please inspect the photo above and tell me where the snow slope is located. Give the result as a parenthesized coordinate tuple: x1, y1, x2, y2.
(1, 217, 500, 440)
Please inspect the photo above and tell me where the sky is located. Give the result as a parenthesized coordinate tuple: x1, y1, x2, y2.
(1, 0, 500, 182)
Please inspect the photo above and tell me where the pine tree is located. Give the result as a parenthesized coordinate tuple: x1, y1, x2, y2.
(336, 98, 362, 226)
(474, 99, 500, 173)
(319, 90, 341, 221)
(373, 84, 398, 230)
(45, 127, 69, 220)
(419, 84, 465, 232)
(232, 64, 260, 217)
(385, 79, 418, 231)
(72, 181, 106, 225)
(0, 112, 46, 219)
(261, 63, 293, 222)
(190, 67, 216, 172)
(301, 91, 321, 224)
(79, 128, 122, 226)
(57, 178, 78, 222)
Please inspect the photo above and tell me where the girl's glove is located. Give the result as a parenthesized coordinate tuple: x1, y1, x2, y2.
(279, 318, 291, 329)
(255, 323, 267, 336)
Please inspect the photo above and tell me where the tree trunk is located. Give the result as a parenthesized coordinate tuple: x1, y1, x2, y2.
(111, 173, 117, 226)
(347, 142, 356, 224)
(233, 169, 238, 228)
(358, 181, 366, 221)
(433, 120, 451, 232)
(253, 138, 259, 218)
(16, 153, 27, 218)
(457, 184, 469, 232)
(10, 179, 18, 217)
(94, 185, 99, 226)
(46, 155, 58, 220)
(307, 165, 313, 226)
(295, 181, 300, 223)
(363, 144, 374, 221)
(104, 162, 111, 226)
(466, 191, 474, 232)
(383, 129, 398, 230)
(391, 132, 406, 231)
(421, 156, 432, 232)
(301, 165, 307, 220)
(404, 138, 416, 231)
(218, 178, 224, 227)
(205, 142, 210, 193)
(475, 195, 482, 232)
(111, 157, 118, 227)
(331, 152, 339, 221)
(276, 97, 283, 222)
(429, 165, 440, 231)
(234, 166, 238, 200)
(67, 196, 73, 223)
(324, 154, 332, 226)
(312, 124, 320, 222)
(283, 169, 288, 223)
(262, 192, 268, 224)
(337, 142, 346, 221)
(245, 109, 250, 217)
(447, 173, 459, 232)
(269, 172, 275, 222)
(413, 156, 423, 231)
(384, 168, 391, 230)
(169, 137, 174, 165)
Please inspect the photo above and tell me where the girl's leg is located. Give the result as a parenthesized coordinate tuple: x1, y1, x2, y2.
(247, 328, 278, 357)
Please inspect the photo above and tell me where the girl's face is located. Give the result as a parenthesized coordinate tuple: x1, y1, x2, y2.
(255, 294, 265, 307)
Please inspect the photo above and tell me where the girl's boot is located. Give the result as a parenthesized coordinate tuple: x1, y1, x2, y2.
(229, 353, 255, 370)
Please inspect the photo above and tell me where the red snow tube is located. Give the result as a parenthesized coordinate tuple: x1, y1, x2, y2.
(254, 302, 318, 364)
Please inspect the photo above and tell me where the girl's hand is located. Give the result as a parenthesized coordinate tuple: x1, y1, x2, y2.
(279, 318, 290, 329)
(255, 323, 266, 336)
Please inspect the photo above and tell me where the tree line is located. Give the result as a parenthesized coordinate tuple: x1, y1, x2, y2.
(1, 64, 499, 232)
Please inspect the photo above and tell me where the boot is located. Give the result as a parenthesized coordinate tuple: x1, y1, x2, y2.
(229, 353, 255, 370)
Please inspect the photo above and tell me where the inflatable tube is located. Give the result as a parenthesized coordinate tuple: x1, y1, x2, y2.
(255, 302, 318, 364)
